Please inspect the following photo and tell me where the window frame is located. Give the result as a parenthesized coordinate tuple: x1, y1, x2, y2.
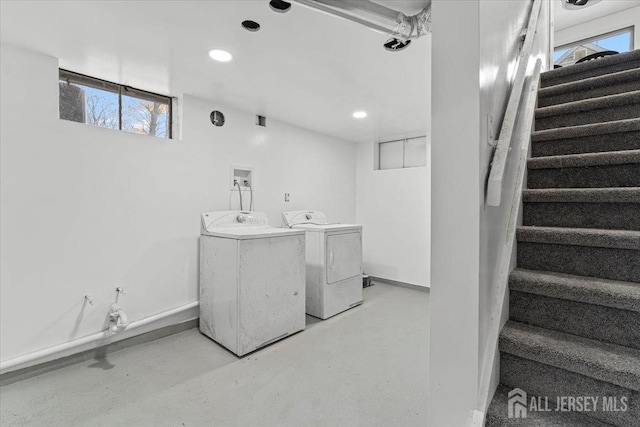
(59, 69, 173, 139)
(376, 135, 427, 170)
(554, 26, 634, 66)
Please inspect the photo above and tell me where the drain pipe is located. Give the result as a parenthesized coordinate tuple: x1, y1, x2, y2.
(290, 0, 432, 40)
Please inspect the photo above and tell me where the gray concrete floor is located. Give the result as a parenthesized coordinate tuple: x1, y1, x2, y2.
(0, 283, 429, 427)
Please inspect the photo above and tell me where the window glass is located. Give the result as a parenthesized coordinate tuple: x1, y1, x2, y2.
(377, 136, 427, 170)
(121, 93, 170, 138)
(554, 28, 633, 67)
(404, 136, 427, 168)
(379, 140, 404, 170)
(59, 69, 172, 139)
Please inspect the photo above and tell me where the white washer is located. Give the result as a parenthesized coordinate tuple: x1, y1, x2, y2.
(200, 211, 306, 356)
(282, 210, 363, 319)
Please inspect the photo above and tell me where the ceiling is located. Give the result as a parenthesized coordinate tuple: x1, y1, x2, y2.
(2, 1, 635, 144)
(554, 0, 639, 31)
(0, 0, 431, 144)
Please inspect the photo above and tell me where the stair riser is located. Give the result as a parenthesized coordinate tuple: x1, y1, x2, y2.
(541, 59, 640, 88)
(539, 80, 640, 108)
(509, 291, 640, 349)
(536, 103, 640, 131)
(517, 242, 640, 282)
(523, 202, 640, 230)
(527, 164, 640, 189)
(500, 353, 640, 427)
(532, 131, 640, 157)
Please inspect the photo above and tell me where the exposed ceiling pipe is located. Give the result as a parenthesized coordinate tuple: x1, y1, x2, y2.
(290, 0, 432, 41)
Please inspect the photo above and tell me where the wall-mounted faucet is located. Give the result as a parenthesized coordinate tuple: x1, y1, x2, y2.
(109, 303, 130, 332)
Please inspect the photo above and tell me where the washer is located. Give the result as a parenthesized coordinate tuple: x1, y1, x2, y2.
(282, 210, 363, 319)
(200, 211, 306, 356)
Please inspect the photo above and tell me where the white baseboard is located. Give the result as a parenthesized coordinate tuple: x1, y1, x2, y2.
(0, 301, 199, 375)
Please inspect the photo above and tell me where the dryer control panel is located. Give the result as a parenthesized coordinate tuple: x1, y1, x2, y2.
(282, 210, 328, 227)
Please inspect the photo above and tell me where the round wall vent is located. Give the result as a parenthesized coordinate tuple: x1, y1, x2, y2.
(269, 0, 292, 13)
(241, 20, 261, 32)
(210, 111, 225, 127)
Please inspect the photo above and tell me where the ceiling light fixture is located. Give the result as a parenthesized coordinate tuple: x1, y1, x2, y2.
(353, 111, 367, 119)
(208, 49, 233, 62)
(241, 20, 261, 32)
(269, 0, 292, 13)
(562, 0, 602, 10)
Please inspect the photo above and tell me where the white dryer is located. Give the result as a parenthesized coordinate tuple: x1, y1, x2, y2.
(282, 210, 363, 319)
(200, 211, 306, 356)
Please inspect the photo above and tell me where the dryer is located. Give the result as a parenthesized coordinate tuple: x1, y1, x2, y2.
(200, 211, 306, 356)
(282, 210, 363, 319)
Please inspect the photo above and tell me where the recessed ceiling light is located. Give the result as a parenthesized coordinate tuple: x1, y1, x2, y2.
(242, 20, 261, 32)
(353, 111, 367, 119)
(208, 49, 233, 62)
(269, 0, 292, 13)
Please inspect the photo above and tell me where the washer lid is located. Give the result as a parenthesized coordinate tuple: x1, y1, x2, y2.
(202, 226, 305, 239)
(201, 211, 304, 239)
(290, 223, 362, 233)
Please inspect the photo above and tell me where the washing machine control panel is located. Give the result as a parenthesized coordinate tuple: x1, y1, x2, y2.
(201, 211, 269, 232)
(236, 213, 268, 225)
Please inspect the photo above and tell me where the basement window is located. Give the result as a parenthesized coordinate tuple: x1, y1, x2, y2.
(554, 27, 634, 67)
(59, 69, 172, 139)
(377, 136, 427, 170)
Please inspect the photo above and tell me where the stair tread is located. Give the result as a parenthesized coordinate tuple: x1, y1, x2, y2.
(486, 385, 614, 426)
(531, 118, 640, 143)
(541, 49, 640, 85)
(527, 150, 640, 169)
(535, 90, 640, 118)
(517, 226, 640, 250)
(522, 187, 640, 203)
(539, 68, 640, 99)
(510, 268, 640, 313)
(500, 321, 640, 391)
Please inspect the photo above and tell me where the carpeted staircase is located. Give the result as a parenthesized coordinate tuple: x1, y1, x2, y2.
(486, 50, 640, 426)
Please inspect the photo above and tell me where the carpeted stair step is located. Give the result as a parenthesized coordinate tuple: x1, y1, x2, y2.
(509, 269, 640, 348)
(523, 188, 640, 230)
(531, 118, 640, 157)
(541, 49, 640, 88)
(527, 150, 640, 189)
(500, 353, 639, 426)
(538, 68, 640, 108)
(535, 90, 640, 131)
(485, 385, 612, 426)
(499, 321, 640, 426)
(516, 226, 640, 282)
(500, 321, 640, 391)
(510, 269, 640, 312)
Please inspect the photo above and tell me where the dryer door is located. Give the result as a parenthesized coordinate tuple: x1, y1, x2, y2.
(326, 232, 362, 284)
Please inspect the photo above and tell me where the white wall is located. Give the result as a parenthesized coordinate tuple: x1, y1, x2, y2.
(355, 140, 430, 287)
(0, 44, 356, 365)
(428, 0, 550, 425)
(477, 0, 551, 407)
(555, 5, 640, 49)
